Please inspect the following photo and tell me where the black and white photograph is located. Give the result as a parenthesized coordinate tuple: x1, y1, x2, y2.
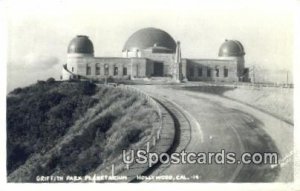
(1, 0, 299, 190)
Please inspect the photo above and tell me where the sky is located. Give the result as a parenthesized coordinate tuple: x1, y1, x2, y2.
(4, 0, 297, 91)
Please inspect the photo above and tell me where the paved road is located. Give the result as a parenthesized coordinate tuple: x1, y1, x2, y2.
(136, 85, 293, 182)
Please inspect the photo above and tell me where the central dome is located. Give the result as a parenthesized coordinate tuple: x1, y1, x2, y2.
(123, 28, 176, 53)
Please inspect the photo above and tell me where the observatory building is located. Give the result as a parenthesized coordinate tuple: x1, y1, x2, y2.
(62, 27, 249, 82)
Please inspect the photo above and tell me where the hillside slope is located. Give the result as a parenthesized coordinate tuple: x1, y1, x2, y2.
(223, 87, 293, 124)
(180, 85, 293, 124)
(7, 81, 159, 182)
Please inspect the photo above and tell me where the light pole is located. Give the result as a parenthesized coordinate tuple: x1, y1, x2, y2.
(286, 70, 289, 85)
(252, 65, 255, 84)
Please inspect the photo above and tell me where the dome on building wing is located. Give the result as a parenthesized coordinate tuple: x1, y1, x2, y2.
(218, 39, 245, 57)
(123, 28, 176, 53)
(67, 35, 94, 54)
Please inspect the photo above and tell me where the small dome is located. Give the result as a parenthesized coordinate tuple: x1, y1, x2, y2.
(67, 35, 94, 54)
(123, 28, 176, 53)
(218, 40, 245, 57)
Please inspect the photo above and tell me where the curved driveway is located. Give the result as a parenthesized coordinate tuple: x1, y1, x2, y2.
(136, 85, 293, 182)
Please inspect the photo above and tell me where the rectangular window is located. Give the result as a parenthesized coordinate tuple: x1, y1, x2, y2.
(224, 67, 228, 77)
(72, 67, 74, 72)
(207, 68, 211, 77)
(86, 64, 91, 75)
(198, 68, 202, 77)
(189, 68, 194, 77)
(123, 67, 127, 75)
(95, 63, 100, 75)
(114, 66, 118, 76)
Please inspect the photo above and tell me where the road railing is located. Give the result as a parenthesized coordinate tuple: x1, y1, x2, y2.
(187, 81, 293, 90)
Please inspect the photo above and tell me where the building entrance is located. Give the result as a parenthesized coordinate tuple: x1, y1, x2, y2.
(153, 62, 164, 76)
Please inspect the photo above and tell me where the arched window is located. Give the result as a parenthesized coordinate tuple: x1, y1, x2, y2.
(114, 66, 118, 76)
(104, 64, 109, 75)
(86, 64, 91, 75)
(95, 63, 100, 75)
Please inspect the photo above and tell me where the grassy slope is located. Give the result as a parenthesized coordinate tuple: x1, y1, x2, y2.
(180, 85, 293, 124)
(7, 81, 158, 182)
(223, 87, 293, 124)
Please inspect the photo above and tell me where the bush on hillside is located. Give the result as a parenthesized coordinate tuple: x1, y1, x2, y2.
(46, 77, 56, 84)
(7, 81, 99, 173)
(7, 82, 158, 181)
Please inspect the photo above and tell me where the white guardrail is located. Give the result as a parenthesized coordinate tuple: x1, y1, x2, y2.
(188, 81, 294, 89)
